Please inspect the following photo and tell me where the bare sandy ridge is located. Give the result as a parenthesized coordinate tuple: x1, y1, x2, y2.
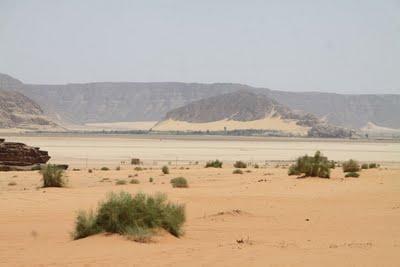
(1, 165, 400, 266)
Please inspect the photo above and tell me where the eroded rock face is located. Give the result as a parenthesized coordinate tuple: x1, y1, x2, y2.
(0, 139, 50, 166)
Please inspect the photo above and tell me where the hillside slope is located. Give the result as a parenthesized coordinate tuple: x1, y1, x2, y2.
(153, 91, 350, 137)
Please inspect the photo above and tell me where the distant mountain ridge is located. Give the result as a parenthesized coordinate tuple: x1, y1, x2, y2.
(1, 73, 399, 129)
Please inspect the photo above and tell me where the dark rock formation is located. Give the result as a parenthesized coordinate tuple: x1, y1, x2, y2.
(308, 124, 353, 138)
(0, 139, 50, 166)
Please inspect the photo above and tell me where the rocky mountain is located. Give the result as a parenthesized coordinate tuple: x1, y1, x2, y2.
(0, 89, 56, 129)
(153, 91, 350, 138)
(1, 73, 399, 129)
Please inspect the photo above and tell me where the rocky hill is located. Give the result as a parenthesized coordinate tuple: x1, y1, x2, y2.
(153, 91, 351, 137)
(1, 73, 399, 129)
(0, 89, 56, 129)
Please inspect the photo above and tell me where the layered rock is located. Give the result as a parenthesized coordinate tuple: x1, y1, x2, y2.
(0, 139, 50, 166)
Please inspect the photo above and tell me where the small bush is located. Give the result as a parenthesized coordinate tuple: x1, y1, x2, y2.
(116, 166, 121, 171)
(88, 169, 93, 173)
(41, 164, 67, 187)
(233, 169, 243, 174)
(233, 161, 247, 168)
(116, 179, 127, 185)
(328, 160, 336, 169)
(8, 181, 17, 186)
(254, 164, 259, 169)
(170, 177, 188, 188)
(101, 167, 109, 171)
(149, 177, 154, 183)
(130, 178, 140, 184)
(131, 158, 141, 165)
(72, 191, 185, 241)
(162, 166, 169, 174)
(134, 167, 143, 171)
(361, 163, 369, 169)
(72, 168, 80, 171)
(369, 163, 378, 168)
(342, 159, 360, 172)
(345, 172, 360, 178)
(288, 151, 331, 178)
(205, 160, 223, 168)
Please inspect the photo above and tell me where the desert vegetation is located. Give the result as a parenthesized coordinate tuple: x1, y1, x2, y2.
(100, 167, 109, 171)
(72, 191, 186, 241)
(233, 169, 243, 174)
(288, 151, 331, 178)
(115, 179, 127, 185)
(233, 161, 247, 168)
(342, 159, 361, 172)
(205, 159, 223, 168)
(41, 164, 67, 187)
(170, 177, 188, 188)
(130, 178, 140, 184)
(162, 166, 169, 174)
(345, 172, 360, 178)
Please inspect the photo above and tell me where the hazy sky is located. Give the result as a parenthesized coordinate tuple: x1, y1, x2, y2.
(0, 0, 399, 94)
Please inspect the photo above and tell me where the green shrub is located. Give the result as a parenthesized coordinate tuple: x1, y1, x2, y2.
(328, 160, 336, 169)
(170, 177, 188, 188)
(130, 178, 140, 184)
(287, 151, 331, 178)
(101, 167, 109, 171)
(205, 160, 223, 168)
(149, 177, 154, 183)
(345, 172, 360, 178)
(116, 179, 127, 185)
(361, 163, 369, 169)
(162, 166, 169, 174)
(233, 161, 247, 168)
(41, 164, 67, 187)
(72, 191, 185, 241)
(369, 163, 379, 168)
(233, 169, 243, 174)
(342, 159, 360, 172)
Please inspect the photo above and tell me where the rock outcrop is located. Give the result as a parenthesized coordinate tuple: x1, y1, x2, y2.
(0, 139, 50, 166)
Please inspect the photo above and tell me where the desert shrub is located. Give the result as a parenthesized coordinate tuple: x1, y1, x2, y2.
(131, 158, 141, 165)
(327, 160, 336, 169)
(205, 160, 223, 168)
(72, 168, 80, 171)
(287, 151, 331, 178)
(101, 167, 109, 171)
(342, 159, 360, 172)
(116, 179, 127, 185)
(361, 163, 369, 169)
(134, 167, 143, 171)
(233, 169, 243, 174)
(88, 169, 93, 173)
(8, 181, 17, 186)
(41, 164, 67, 187)
(72, 191, 185, 241)
(369, 163, 379, 168)
(170, 177, 188, 188)
(116, 166, 121, 171)
(149, 177, 154, 183)
(130, 178, 140, 184)
(233, 161, 247, 168)
(162, 166, 169, 174)
(254, 164, 259, 169)
(345, 172, 360, 178)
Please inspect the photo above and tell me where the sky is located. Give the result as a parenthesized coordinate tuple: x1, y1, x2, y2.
(0, 0, 399, 94)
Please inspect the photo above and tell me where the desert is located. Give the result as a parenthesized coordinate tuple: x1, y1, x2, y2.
(0, 135, 400, 266)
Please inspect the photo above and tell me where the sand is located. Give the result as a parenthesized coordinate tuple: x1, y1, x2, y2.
(1, 163, 400, 266)
(2, 135, 400, 167)
(153, 117, 309, 135)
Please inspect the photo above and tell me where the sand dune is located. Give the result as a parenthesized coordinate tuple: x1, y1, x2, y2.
(152, 117, 309, 135)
